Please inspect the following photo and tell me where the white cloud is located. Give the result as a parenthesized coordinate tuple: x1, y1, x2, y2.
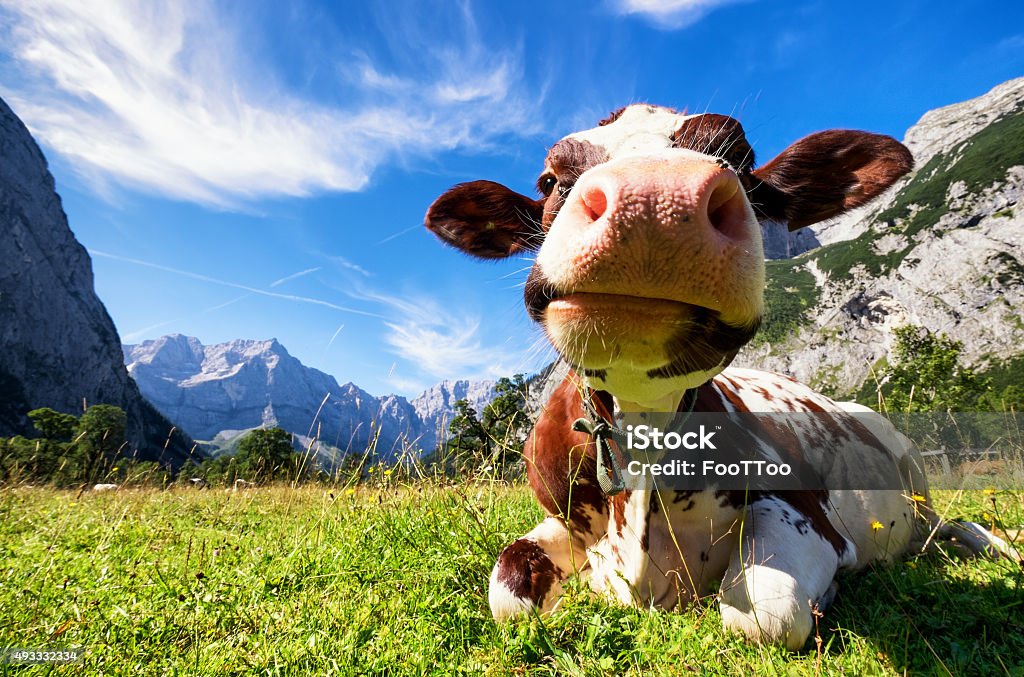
(0, 0, 540, 207)
(385, 374, 430, 398)
(327, 255, 373, 278)
(611, 0, 746, 29)
(384, 316, 491, 378)
(350, 288, 528, 382)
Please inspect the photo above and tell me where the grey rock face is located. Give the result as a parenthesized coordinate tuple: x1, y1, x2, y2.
(809, 77, 1024, 248)
(904, 78, 1024, 168)
(761, 220, 820, 259)
(0, 96, 194, 465)
(411, 378, 496, 440)
(736, 78, 1024, 396)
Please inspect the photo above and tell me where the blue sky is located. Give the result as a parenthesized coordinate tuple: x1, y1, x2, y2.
(1, 0, 1022, 397)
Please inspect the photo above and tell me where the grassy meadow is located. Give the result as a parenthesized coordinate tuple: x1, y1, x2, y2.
(1, 482, 1022, 676)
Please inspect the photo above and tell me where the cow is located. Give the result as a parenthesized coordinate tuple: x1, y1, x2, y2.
(423, 104, 1009, 649)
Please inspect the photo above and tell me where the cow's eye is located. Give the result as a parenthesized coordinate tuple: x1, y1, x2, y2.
(539, 174, 557, 196)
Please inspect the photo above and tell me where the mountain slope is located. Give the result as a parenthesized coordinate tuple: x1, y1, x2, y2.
(0, 96, 195, 466)
(737, 77, 1024, 396)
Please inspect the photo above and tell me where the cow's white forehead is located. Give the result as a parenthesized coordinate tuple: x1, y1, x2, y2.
(567, 105, 699, 159)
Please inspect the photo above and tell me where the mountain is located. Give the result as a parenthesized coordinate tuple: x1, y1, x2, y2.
(0, 96, 196, 466)
(412, 379, 496, 441)
(123, 335, 500, 462)
(123, 335, 433, 461)
(735, 77, 1024, 396)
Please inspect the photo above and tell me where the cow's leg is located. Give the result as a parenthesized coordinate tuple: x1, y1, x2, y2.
(719, 496, 856, 650)
(929, 519, 1022, 561)
(489, 515, 596, 620)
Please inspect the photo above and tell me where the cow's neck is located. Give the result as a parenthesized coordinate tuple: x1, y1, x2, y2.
(605, 388, 693, 606)
(614, 390, 687, 415)
(590, 379, 690, 437)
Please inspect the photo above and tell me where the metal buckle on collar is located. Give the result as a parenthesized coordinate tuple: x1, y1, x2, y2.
(572, 416, 625, 496)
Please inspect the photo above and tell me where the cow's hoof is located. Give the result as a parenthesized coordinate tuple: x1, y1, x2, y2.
(488, 539, 563, 621)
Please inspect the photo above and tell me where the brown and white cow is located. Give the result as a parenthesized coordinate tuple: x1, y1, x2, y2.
(423, 105, 1001, 649)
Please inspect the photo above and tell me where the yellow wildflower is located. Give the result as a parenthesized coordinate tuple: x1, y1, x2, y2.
(870, 520, 884, 532)
(911, 493, 926, 503)
(983, 488, 997, 496)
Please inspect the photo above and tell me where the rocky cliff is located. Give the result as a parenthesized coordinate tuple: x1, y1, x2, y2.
(0, 96, 195, 465)
(736, 77, 1024, 396)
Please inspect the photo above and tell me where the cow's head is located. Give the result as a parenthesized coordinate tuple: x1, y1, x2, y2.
(425, 105, 912, 407)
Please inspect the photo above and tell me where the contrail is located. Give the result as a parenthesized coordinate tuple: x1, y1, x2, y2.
(90, 250, 382, 318)
(376, 224, 420, 245)
(326, 323, 345, 349)
(270, 267, 321, 288)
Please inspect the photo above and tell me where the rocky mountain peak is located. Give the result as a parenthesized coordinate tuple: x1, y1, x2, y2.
(811, 77, 1024, 248)
(904, 77, 1024, 168)
(124, 335, 497, 463)
(735, 78, 1024, 397)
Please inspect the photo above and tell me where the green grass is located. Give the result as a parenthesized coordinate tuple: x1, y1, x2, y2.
(1, 485, 1022, 675)
(753, 259, 821, 347)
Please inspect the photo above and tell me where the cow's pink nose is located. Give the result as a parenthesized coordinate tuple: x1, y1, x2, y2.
(705, 175, 748, 240)
(569, 156, 751, 244)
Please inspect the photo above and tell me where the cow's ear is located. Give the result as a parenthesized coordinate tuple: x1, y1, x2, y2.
(749, 130, 913, 230)
(425, 180, 545, 259)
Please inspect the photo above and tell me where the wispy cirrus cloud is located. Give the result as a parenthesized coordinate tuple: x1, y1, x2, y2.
(610, 0, 747, 29)
(0, 0, 540, 208)
(92, 247, 537, 386)
(327, 255, 373, 278)
(121, 294, 249, 343)
(349, 288, 532, 383)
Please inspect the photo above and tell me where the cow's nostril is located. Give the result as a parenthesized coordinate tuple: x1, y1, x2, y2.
(706, 179, 746, 240)
(581, 185, 608, 222)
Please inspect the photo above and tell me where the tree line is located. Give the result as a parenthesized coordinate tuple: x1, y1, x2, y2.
(0, 375, 534, 488)
(4, 333, 1017, 489)
(860, 325, 1022, 413)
